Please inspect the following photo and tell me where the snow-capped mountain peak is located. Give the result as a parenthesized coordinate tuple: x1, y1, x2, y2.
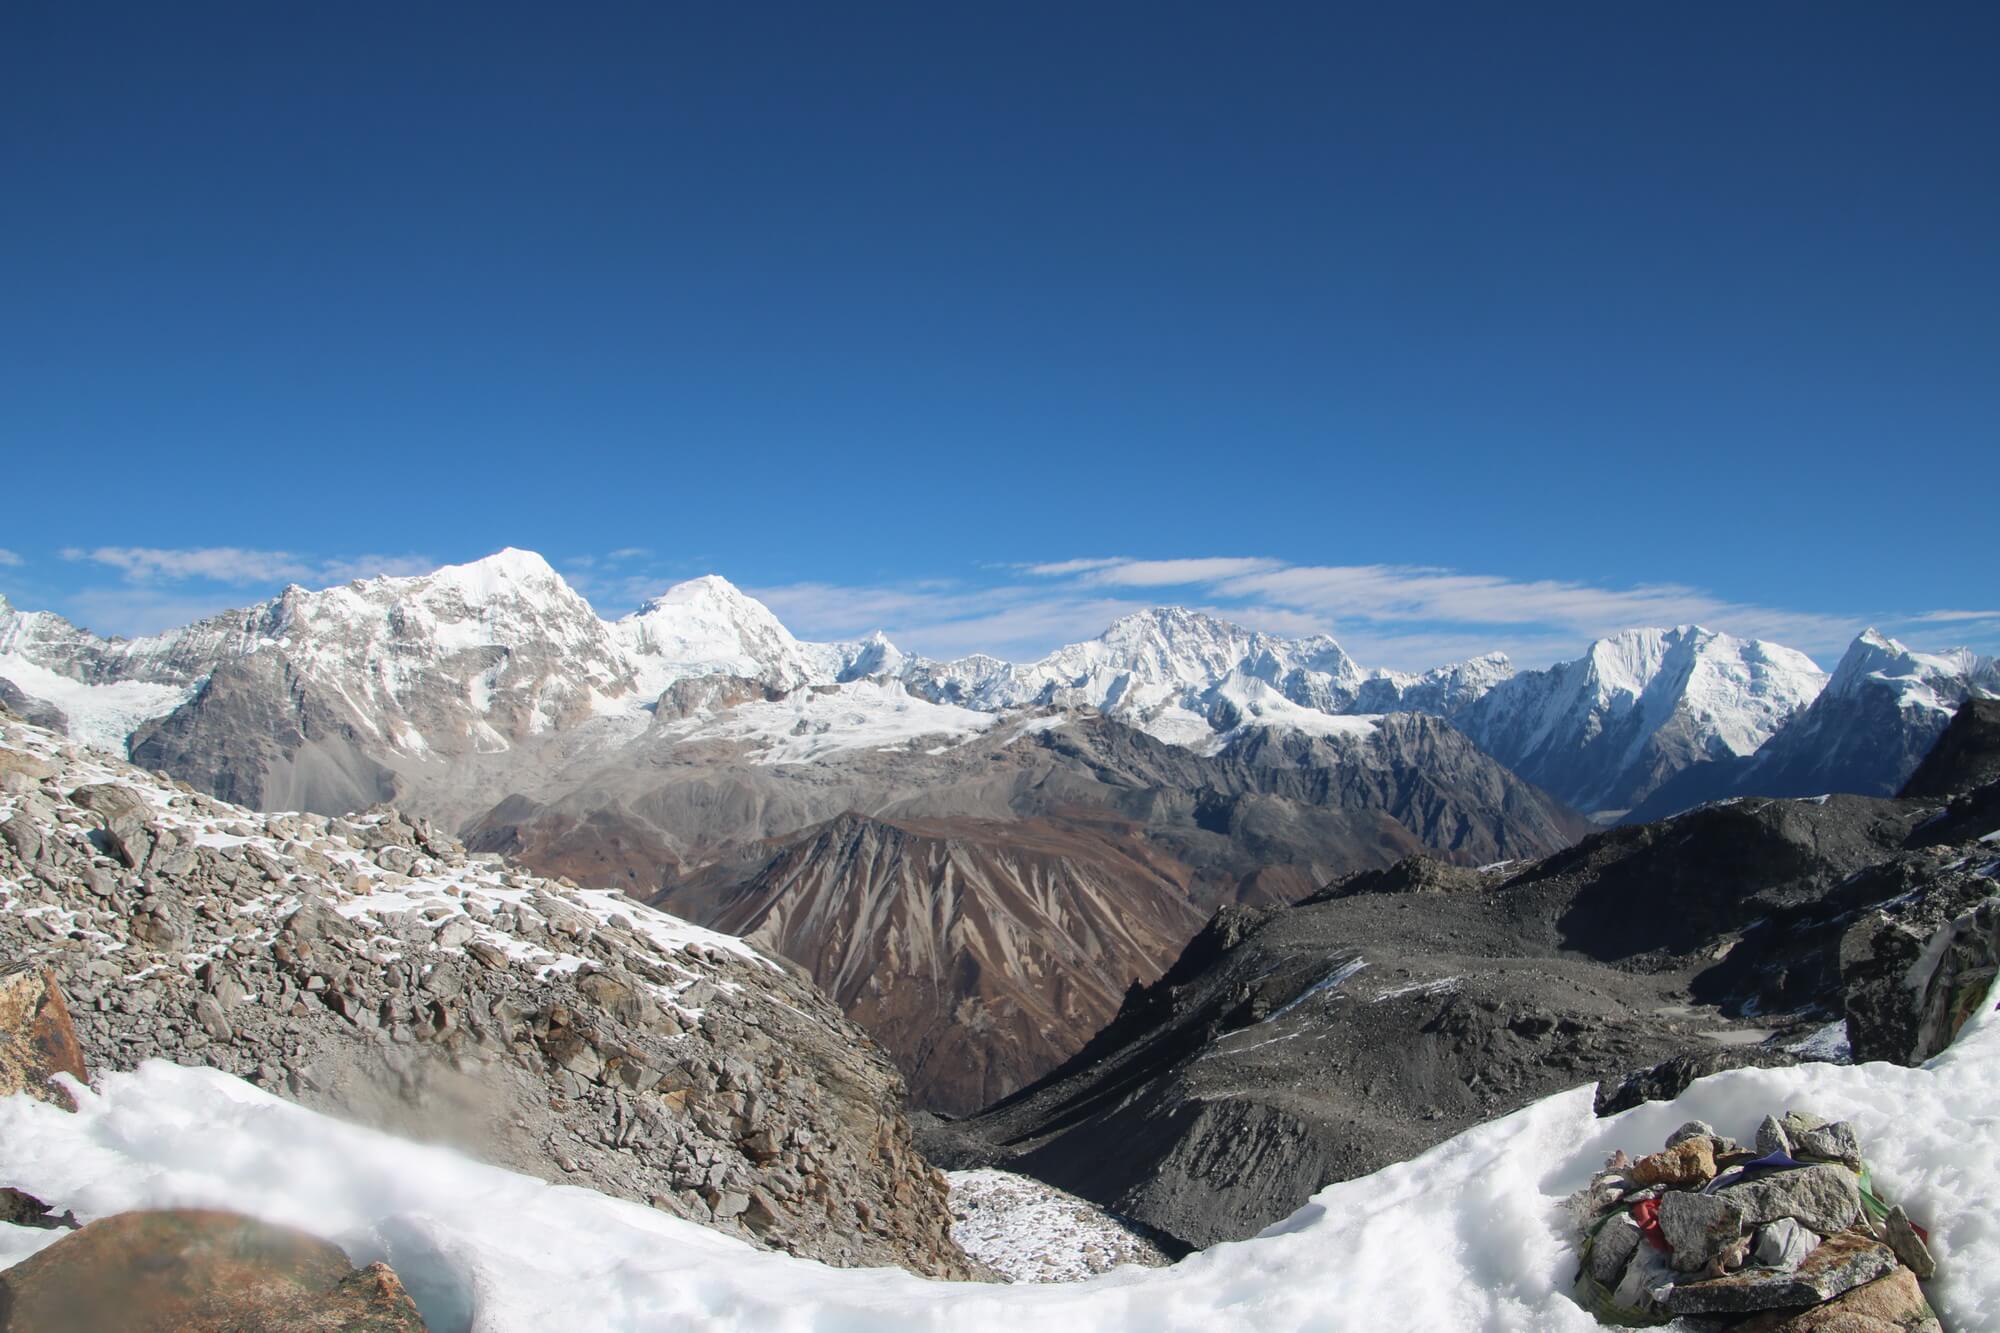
(613, 575, 834, 696)
(1453, 623, 1827, 814)
(1821, 628, 1998, 712)
(415, 546, 568, 602)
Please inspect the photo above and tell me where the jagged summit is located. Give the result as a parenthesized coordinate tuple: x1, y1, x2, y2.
(2, 550, 1991, 823)
(1451, 624, 1828, 815)
(1824, 627, 1996, 709)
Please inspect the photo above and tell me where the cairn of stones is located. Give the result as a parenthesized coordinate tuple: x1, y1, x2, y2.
(1571, 1111, 1940, 1330)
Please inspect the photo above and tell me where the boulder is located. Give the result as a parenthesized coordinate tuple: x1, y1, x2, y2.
(0, 813, 41, 864)
(68, 782, 155, 870)
(1793, 1120, 1864, 1170)
(1631, 1138, 1718, 1189)
(0, 1209, 428, 1331)
(1734, 1265, 1941, 1332)
(1664, 1231, 1900, 1315)
(1881, 1205, 1935, 1279)
(0, 1188, 77, 1231)
(1588, 1212, 1644, 1284)
(1716, 1162, 1862, 1236)
(0, 964, 88, 1111)
(1666, 1120, 1718, 1148)
(1658, 1191, 1747, 1272)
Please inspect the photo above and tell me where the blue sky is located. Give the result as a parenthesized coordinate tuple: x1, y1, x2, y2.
(3, 3, 1995, 670)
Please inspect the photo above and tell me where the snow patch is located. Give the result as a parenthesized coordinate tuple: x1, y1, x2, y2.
(3, 983, 1997, 1331)
(0, 656, 193, 756)
(947, 1169, 1170, 1283)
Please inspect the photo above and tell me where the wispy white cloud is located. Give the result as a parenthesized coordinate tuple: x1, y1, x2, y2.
(63, 546, 317, 584)
(1213, 562, 1864, 659)
(1077, 557, 1285, 587)
(745, 555, 1887, 672)
(0, 549, 21, 567)
(61, 546, 433, 587)
(1020, 557, 1128, 577)
(1908, 609, 2000, 623)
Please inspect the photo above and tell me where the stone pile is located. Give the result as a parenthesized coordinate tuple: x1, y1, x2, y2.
(1571, 1112, 1941, 1330)
(0, 710, 974, 1278)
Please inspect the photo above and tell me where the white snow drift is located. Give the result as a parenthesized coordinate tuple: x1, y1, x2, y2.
(2, 980, 1993, 1332)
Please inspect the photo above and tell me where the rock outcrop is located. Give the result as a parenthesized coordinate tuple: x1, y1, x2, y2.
(921, 857, 1796, 1251)
(0, 711, 972, 1278)
(1841, 851, 2000, 1066)
(0, 964, 88, 1112)
(931, 720, 1999, 1252)
(1900, 697, 2000, 799)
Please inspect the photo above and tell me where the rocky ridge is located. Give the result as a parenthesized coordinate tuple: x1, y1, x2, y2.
(925, 723, 2000, 1255)
(1455, 626, 1828, 818)
(0, 706, 972, 1278)
(1628, 631, 2000, 822)
(639, 710, 1589, 1111)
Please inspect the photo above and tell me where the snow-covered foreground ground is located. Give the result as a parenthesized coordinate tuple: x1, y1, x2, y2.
(3, 988, 1996, 1332)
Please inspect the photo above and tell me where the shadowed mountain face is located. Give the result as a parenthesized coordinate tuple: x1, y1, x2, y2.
(926, 745, 1994, 1253)
(1624, 632, 2000, 822)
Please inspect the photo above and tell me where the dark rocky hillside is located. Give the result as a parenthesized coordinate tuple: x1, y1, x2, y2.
(926, 723, 2000, 1254)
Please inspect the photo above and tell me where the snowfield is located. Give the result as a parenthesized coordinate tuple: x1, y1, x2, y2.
(2, 981, 1994, 1331)
(947, 1169, 1170, 1282)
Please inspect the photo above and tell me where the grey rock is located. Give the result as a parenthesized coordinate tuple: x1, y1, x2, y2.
(1883, 1204, 1936, 1279)
(1659, 1191, 1747, 1272)
(0, 813, 41, 864)
(1715, 1162, 1861, 1235)
(0, 680, 68, 734)
(69, 783, 156, 870)
(191, 993, 233, 1041)
(1666, 1119, 1716, 1149)
(1663, 1230, 1899, 1315)
(1792, 1119, 1863, 1169)
(1589, 1212, 1644, 1284)
(1755, 1114, 1793, 1158)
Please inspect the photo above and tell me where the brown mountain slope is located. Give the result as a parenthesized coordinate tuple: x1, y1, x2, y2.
(660, 811, 1207, 1115)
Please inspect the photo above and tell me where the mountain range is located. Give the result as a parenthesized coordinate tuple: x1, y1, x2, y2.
(3, 548, 1993, 1109)
(9, 549, 1989, 815)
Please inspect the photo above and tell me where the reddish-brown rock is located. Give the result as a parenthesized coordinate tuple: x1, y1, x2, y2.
(0, 964, 88, 1112)
(0, 1209, 428, 1331)
(1629, 1137, 1717, 1189)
